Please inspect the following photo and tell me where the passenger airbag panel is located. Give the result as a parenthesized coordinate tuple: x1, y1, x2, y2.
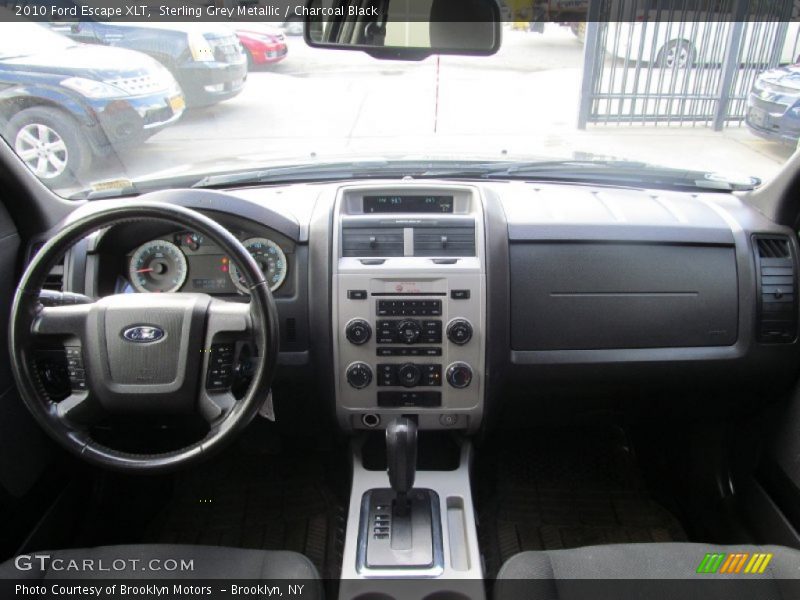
(510, 243, 738, 350)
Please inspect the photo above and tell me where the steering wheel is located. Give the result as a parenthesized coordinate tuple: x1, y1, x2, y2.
(9, 202, 279, 472)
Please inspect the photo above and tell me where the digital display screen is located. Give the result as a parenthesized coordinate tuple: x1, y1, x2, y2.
(363, 195, 454, 214)
(186, 254, 235, 294)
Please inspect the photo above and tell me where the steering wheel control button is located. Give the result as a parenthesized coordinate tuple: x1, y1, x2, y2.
(450, 289, 471, 300)
(347, 289, 368, 300)
(446, 362, 473, 389)
(65, 345, 87, 391)
(397, 363, 422, 387)
(210, 343, 234, 367)
(206, 343, 235, 390)
(447, 319, 473, 345)
(345, 319, 372, 345)
(346, 362, 373, 389)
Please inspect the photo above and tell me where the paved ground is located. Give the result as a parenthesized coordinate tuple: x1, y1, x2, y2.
(82, 25, 794, 192)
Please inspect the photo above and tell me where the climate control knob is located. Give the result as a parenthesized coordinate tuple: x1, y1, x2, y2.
(397, 363, 422, 388)
(446, 362, 473, 389)
(346, 362, 373, 389)
(447, 319, 473, 345)
(396, 320, 422, 344)
(345, 319, 372, 345)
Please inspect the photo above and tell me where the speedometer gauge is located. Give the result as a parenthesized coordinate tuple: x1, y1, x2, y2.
(229, 238, 287, 294)
(128, 240, 188, 293)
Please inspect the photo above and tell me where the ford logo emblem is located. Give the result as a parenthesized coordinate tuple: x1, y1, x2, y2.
(122, 325, 165, 343)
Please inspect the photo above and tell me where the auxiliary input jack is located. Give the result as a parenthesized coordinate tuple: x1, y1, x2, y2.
(362, 413, 380, 428)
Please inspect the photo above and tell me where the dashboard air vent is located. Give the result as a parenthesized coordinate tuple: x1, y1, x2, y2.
(29, 242, 64, 291)
(413, 225, 476, 257)
(342, 226, 404, 257)
(754, 234, 797, 344)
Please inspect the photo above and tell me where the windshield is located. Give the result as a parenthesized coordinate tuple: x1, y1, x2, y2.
(0, 7, 797, 196)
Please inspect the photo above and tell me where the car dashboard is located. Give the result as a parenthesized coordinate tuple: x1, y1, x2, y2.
(41, 178, 800, 433)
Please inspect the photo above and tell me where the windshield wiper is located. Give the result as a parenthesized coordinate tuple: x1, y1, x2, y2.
(421, 160, 761, 192)
(190, 159, 759, 192)
(72, 158, 759, 199)
(190, 159, 399, 188)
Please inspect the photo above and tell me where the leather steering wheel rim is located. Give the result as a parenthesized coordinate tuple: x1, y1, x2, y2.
(9, 201, 279, 473)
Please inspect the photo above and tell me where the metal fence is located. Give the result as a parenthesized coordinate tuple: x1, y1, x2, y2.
(578, 0, 800, 129)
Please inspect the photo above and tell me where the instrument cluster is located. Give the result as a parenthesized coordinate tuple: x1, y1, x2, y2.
(125, 230, 289, 295)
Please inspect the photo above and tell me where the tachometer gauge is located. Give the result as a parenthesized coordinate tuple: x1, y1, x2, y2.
(229, 237, 287, 294)
(128, 240, 188, 293)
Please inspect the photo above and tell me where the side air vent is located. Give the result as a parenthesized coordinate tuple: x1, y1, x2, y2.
(29, 242, 65, 291)
(754, 234, 797, 344)
(413, 225, 476, 257)
(341, 225, 404, 257)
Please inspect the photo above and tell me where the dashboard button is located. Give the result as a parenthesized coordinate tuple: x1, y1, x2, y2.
(345, 319, 372, 345)
(397, 363, 422, 388)
(447, 319, 473, 345)
(396, 320, 422, 344)
(451, 290, 470, 300)
(348, 290, 368, 300)
(346, 362, 373, 389)
(446, 362, 473, 389)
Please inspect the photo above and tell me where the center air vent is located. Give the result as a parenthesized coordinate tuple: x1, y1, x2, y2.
(413, 224, 475, 257)
(754, 234, 797, 344)
(342, 225, 404, 257)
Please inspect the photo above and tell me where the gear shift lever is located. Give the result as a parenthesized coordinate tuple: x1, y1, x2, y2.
(386, 417, 417, 516)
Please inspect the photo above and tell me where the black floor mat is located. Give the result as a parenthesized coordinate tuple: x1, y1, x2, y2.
(142, 436, 346, 579)
(474, 426, 688, 578)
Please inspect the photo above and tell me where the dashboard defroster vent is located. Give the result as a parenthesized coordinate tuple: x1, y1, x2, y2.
(754, 234, 797, 344)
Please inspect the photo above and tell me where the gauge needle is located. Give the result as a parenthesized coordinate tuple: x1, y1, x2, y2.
(135, 268, 154, 273)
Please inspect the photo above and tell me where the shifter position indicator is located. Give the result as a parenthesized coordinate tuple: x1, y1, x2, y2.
(362, 417, 441, 570)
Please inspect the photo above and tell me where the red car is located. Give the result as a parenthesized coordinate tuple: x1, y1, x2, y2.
(236, 25, 288, 67)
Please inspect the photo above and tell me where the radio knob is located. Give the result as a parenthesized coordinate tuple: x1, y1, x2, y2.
(447, 319, 473, 345)
(397, 363, 422, 388)
(396, 320, 421, 344)
(446, 362, 473, 389)
(346, 362, 372, 389)
(345, 319, 372, 345)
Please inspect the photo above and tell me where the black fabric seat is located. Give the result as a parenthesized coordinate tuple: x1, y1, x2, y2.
(495, 543, 800, 600)
(0, 544, 321, 593)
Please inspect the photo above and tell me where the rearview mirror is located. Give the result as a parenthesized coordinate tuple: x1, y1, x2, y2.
(303, 0, 501, 60)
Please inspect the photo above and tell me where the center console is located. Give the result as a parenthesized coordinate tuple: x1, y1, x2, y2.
(333, 185, 486, 596)
(332, 184, 486, 432)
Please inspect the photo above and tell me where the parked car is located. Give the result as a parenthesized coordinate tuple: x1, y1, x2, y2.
(236, 24, 288, 68)
(606, 20, 800, 68)
(48, 19, 247, 107)
(0, 21, 184, 186)
(745, 65, 800, 145)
